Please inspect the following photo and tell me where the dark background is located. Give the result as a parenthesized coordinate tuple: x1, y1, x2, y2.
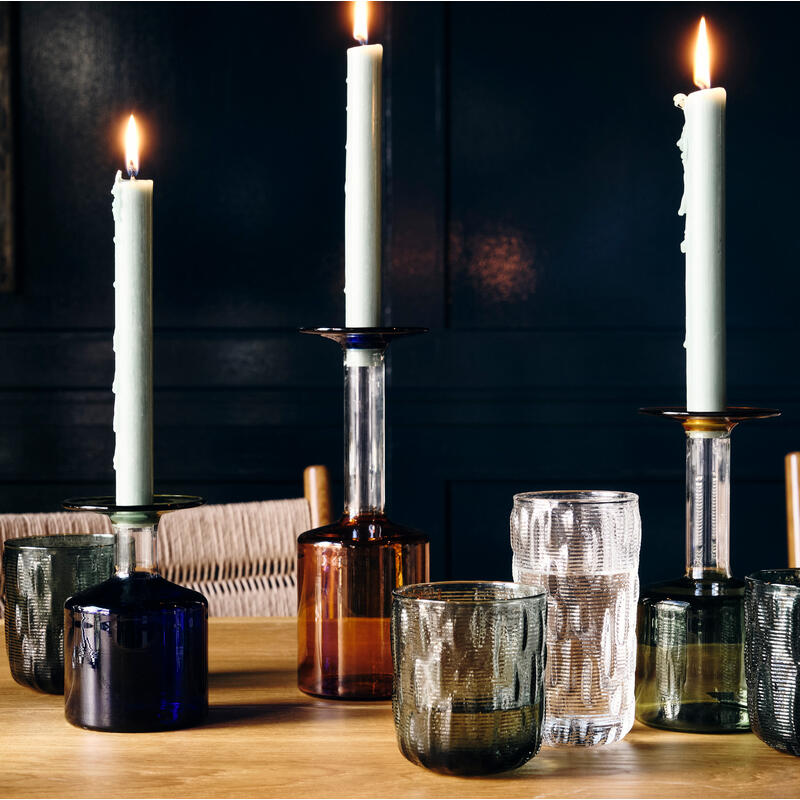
(1, 2, 797, 585)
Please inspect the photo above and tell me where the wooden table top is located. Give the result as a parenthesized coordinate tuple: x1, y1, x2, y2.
(1, 617, 798, 799)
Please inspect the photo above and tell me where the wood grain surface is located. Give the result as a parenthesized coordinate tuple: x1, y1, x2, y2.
(0, 617, 798, 799)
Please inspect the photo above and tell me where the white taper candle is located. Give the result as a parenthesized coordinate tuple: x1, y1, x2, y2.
(111, 120, 153, 505)
(675, 19, 726, 413)
(344, 7, 382, 328)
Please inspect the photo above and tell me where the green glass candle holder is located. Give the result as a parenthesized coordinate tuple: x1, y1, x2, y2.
(635, 407, 779, 733)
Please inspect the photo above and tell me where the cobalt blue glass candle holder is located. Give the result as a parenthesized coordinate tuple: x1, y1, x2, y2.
(61, 495, 208, 732)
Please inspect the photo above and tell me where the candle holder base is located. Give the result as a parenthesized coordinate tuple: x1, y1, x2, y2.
(61, 494, 209, 732)
(635, 407, 779, 734)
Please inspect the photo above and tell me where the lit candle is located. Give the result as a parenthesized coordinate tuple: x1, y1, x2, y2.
(345, 0, 382, 327)
(111, 114, 153, 505)
(675, 18, 726, 413)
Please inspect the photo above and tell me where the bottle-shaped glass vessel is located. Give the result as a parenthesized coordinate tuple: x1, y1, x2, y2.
(63, 496, 208, 732)
(297, 329, 430, 700)
(635, 409, 777, 732)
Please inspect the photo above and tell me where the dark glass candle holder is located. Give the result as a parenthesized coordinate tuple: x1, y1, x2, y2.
(635, 407, 779, 733)
(61, 495, 208, 732)
(297, 328, 430, 700)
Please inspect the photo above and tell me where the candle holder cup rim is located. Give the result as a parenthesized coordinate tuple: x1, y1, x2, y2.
(639, 406, 780, 423)
(393, 580, 546, 605)
(299, 326, 427, 351)
(62, 494, 204, 515)
(62, 494, 204, 527)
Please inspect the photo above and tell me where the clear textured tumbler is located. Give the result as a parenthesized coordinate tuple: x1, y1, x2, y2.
(3, 534, 115, 693)
(745, 569, 800, 756)
(511, 491, 641, 746)
(391, 582, 547, 775)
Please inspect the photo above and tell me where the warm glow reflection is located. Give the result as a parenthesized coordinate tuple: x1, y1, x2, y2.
(693, 17, 711, 90)
(125, 114, 139, 177)
(353, 0, 368, 44)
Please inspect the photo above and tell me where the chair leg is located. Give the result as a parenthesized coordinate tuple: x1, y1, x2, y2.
(785, 453, 800, 568)
(304, 465, 332, 529)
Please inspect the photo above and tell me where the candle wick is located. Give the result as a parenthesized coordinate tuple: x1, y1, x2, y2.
(127, 161, 138, 179)
(357, 35, 368, 45)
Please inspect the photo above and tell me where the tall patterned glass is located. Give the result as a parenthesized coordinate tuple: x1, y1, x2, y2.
(511, 490, 641, 746)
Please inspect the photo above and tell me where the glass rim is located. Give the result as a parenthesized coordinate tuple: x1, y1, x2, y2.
(746, 568, 800, 590)
(513, 489, 639, 505)
(393, 580, 546, 604)
(3, 533, 115, 551)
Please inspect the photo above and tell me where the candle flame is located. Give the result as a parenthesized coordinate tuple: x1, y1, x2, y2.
(693, 17, 711, 90)
(353, 0, 368, 44)
(125, 114, 139, 177)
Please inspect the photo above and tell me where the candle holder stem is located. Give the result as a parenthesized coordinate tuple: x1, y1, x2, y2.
(635, 407, 779, 733)
(297, 328, 430, 700)
(686, 428, 731, 579)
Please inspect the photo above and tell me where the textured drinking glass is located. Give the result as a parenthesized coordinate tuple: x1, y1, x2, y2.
(511, 490, 641, 746)
(745, 569, 800, 756)
(391, 582, 547, 775)
(2, 534, 115, 693)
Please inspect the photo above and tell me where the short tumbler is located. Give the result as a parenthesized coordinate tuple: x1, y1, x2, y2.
(745, 569, 800, 756)
(511, 491, 641, 746)
(391, 582, 547, 775)
(3, 534, 115, 693)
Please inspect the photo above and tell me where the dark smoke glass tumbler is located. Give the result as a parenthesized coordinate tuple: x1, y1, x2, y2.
(3, 534, 115, 694)
(391, 582, 547, 776)
(745, 569, 800, 756)
(297, 329, 430, 700)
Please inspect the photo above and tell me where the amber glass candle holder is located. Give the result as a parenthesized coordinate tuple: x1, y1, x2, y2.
(61, 495, 209, 732)
(635, 407, 779, 733)
(297, 328, 430, 700)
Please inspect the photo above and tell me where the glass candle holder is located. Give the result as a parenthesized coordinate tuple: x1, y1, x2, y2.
(511, 490, 641, 746)
(745, 569, 800, 757)
(297, 328, 430, 701)
(2, 534, 115, 694)
(62, 495, 208, 732)
(636, 407, 778, 734)
(391, 581, 547, 776)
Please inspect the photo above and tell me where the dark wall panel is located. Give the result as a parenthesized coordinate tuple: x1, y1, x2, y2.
(1, 2, 797, 589)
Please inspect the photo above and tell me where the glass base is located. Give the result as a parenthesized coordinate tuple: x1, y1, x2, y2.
(64, 573, 208, 732)
(546, 712, 634, 747)
(636, 575, 749, 733)
(297, 514, 429, 700)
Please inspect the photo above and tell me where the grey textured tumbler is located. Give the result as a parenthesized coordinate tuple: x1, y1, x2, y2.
(3, 534, 115, 693)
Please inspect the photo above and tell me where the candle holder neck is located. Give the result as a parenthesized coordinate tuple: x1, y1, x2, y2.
(62, 495, 203, 579)
(684, 429, 731, 580)
(344, 346, 385, 521)
(300, 327, 426, 523)
(113, 518, 159, 577)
